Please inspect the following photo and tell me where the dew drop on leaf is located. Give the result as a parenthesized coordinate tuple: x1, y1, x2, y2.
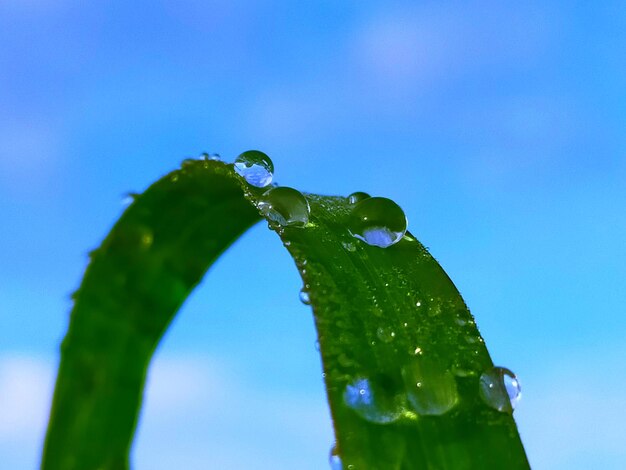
(341, 240, 357, 252)
(401, 357, 458, 416)
(329, 445, 343, 470)
(478, 366, 521, 413)
(258, 186, 310, 227)
(348, 197, 407, 248)
(234, 150, 274, 187)
(343, 377, 403, 424)
(121, 192, 139, 207)
(347, 191, 371, 204)
(299, 288, 311, 305)
(376, 326, 396, 343)
(201, 152, 221, 161)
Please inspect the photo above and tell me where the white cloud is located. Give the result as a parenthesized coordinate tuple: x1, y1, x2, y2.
(2, 347, 625, 469)
(0, 353, 332, 469)
(0, 354, 55, 441)
(515, 344, 626, 469)
(351, 2, 555, 94)
(351, 8, 458, 92)
(135, 354, 333, 469)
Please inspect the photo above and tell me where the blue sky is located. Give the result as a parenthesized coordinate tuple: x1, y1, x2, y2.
(1, 1, 625, 468)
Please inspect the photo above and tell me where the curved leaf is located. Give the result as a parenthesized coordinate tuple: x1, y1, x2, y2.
(42, 159, 528, 469)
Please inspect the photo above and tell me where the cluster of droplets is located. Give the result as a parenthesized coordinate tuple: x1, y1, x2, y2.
(231, 150, 410, 248)
(209, 149, 524, 463)
(341, 360, 521, 426)
(232, 150, 311, 228)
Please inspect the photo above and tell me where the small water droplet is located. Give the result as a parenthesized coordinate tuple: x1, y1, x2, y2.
(121, 192, 139, 207)
(343, 377, 403, 424)
(348, 197, 407, 248)
(347, 191, 371, 204)
(376, 326, 396, 343)
(234, 150, 274, 187)
(452, 364, 476, 377)
(181, 158, 197, 167)
(314, 340, 320, 351)
(415, 300, 422, 308)
(258, 186, 310, 227)
(479, 367, 521, 413)
(299, 289, 311, 305)
(201, 152, 221, 161)
(401, 357, 458, 416)
(341, 240, 357, 252)
(413, 347, 423, 356)
(170, 174, 179, 183)
(329, 445, 343, 470)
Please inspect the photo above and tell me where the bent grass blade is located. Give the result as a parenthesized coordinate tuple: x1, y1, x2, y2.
(42, 159, 528, 470)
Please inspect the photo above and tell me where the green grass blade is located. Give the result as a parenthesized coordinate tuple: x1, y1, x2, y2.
(42, 162, 261, 469)
(42, 160, 528, 469)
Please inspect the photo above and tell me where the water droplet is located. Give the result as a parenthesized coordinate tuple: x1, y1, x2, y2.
(343, 377, 403, 424)
(479, 367, 521, 413)
(464, 334, 483, 344)
(415, 300, 422, 308)
(299, 289, 311, 305)
(376, 326, 396, 343)
(121, 192, 139, 207)
(455, 317, 467, 326)
(201, 152, 221, 161)
(341, 240, 357, 252)
(258, 186, 310, 227)
(234, 150, 274, 187)
(314, 340, 320, 351)
(329, 445, 343, 470)
(348, 197, 407, 248)
(347, 191, 371, 204)
(401, 357, 458, 416)
(452, 365, 475, 377)
(170, 174, 179, 183)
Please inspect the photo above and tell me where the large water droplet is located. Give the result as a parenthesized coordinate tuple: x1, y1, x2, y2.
(347, 191, 371, 204)
(329, 445, 343, 470)
(343, 377, 403, 424)
(479, 366, 521, 413)
(401, 357, 458, 416)
(234, 150, 274, 187)
(348, 197, 407, 248)
(258, 186, 310, 227)
(299, 289, 311, 305)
